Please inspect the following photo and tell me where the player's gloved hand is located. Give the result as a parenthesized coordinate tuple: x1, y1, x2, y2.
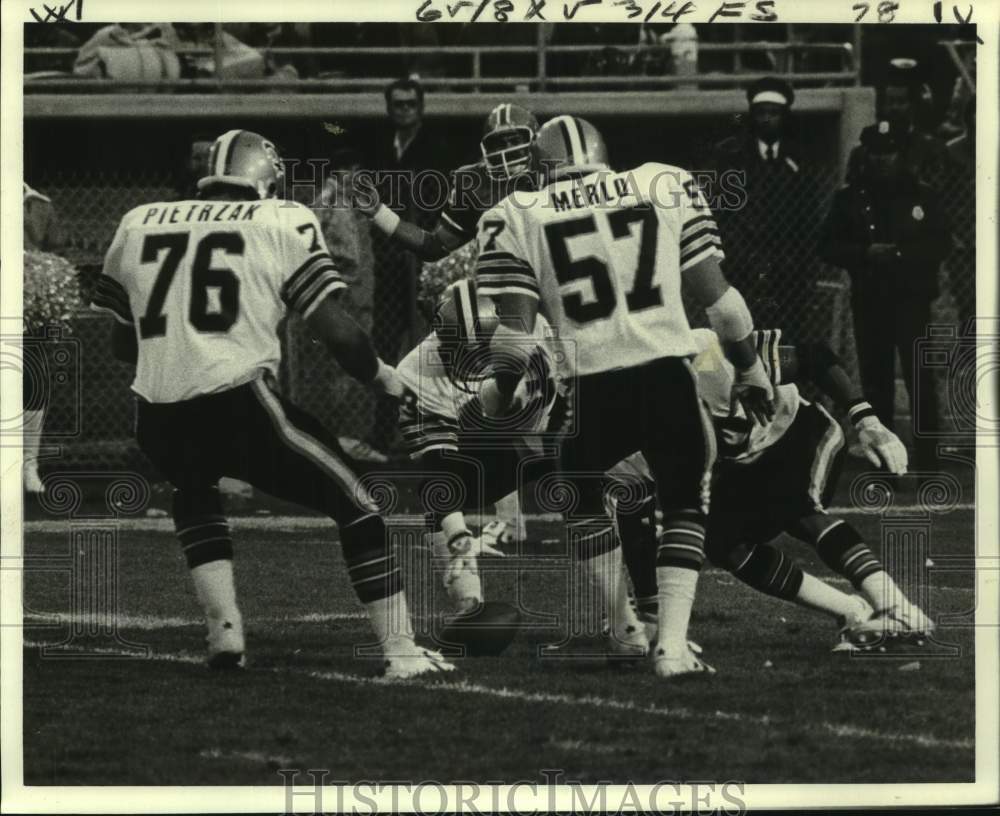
(369, 359, 404, 399)
(856, 416, 908, 475)
(730, 358, 775, 425)
(443, 530, 506, 588)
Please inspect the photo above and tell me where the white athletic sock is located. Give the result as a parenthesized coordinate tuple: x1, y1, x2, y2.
(494, 491, 525, 538)
(576, 537, 623, 635)
(190, 559, 240, 622)
(794, 573, 864, 622)
(656, 566, 698, 655)
(22, 408, 44, 468)
(612, 565, 642, 637)
(859, 570, 906, 612)
(367, 590, 416, 651)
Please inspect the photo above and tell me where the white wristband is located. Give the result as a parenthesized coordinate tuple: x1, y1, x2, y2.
(371, 204, 401, 236)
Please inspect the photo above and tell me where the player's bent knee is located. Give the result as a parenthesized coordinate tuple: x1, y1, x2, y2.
(732, 543, 803, 600)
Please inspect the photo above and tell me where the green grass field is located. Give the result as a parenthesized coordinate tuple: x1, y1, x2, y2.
(20, 496, 976, 786)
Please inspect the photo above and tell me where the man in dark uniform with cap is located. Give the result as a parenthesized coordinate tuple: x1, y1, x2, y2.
(706, 77, 823, 340)
(820, 120, 951, 470)
(847, 59, 950, 188)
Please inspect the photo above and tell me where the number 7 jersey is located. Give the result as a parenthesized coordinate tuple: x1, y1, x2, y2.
(474, 162, 724, 376)
(93, 198, 345, 403)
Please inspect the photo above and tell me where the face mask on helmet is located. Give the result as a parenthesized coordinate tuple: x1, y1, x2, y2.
(481, 127, 536, 180)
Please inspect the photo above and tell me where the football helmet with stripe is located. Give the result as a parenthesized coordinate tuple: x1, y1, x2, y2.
(481, 104, 539, 180)
(433, 278, 499, 388)
(198, 129, 285, 200)
(534, 115, 609, 181)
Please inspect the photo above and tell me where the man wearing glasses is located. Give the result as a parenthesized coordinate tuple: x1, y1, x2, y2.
(369, 78, 448, 451)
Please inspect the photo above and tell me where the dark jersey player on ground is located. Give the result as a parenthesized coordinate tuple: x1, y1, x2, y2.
(619, 328, 933, 651)
(474, 116, 776, 679)
(92, 129, 453, 679)
(351, 103, 540, 260)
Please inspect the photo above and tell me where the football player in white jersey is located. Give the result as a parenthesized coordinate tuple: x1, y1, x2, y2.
(396, 279, 651, 657)
(92, 130, 453, 679)
(396, 278, 559, 613)
(353, 103, 542, 545)
(473, 116, 775, 678)
(621, 328, 933, 649)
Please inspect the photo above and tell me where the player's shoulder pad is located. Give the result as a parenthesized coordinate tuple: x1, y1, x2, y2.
(272, 199, 322, 227)
(625, 162, 694, 202)
(118, 202, 158, 229)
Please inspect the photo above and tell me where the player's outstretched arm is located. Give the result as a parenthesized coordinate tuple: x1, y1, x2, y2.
(776, 340, 907, 475)
(304, 293, 402, 397)
(683, 255, 775, 424)
(351, 171, 462, 262)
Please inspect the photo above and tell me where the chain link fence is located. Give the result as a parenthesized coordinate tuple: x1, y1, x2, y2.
(26, 152, 975, 473)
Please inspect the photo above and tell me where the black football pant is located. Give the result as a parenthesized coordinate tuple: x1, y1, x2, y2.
(137, 376, 400, 604)
(558, 357, 715, 571)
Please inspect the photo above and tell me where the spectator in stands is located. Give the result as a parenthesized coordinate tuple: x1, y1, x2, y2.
(847, 58, 949, 187)
(369, 78, 447, 450)
(317, 149, 375, 331)
(73, 23, 181, 81)
(22, 183, 69, 495)
(819, 121, 951, 469)
(175, 134, 215, 199)
(23, 182, 61, 252)
(705, 76, 823, 339)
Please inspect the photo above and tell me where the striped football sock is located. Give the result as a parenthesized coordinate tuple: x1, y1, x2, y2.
(341, 513, 413, 647)
(656, 511, 706, 654)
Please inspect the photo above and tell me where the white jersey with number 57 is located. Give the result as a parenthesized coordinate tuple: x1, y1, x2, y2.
(474, 162, 724, 376)
(93, 198, 345, 403)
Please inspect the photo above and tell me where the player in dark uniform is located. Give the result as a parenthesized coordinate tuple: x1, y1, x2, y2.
(621, 329, 932, 651)
(351, 103, 540, 260)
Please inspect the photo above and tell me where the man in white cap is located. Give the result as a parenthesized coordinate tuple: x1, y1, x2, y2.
(706, 77, 822, 342)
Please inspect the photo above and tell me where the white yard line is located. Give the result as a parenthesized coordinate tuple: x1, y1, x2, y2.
(199, 748, 294, 766)
(22, 639, 974, 753)
(23, 611, 366, 629)
(21, 503, 977, 535)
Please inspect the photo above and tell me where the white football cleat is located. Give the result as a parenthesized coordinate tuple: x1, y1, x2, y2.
(206, 615, 245, 669)
(844, 604, 935, 650)
(832, 596, 875, 652)
(605, 622, 649, 660)
(653, 641, 716, 678)
(480, 520, 514, 552)
(381, 641, 456, 680)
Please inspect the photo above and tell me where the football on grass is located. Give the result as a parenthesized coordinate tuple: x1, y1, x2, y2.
(436, 601, 522, 657)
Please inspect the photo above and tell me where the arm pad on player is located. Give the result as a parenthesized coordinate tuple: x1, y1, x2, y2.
(371, 204, 401, 236)
(704, 286, 754, 344)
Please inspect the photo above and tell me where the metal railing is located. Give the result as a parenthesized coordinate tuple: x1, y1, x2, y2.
(25, 39, 858, 93)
